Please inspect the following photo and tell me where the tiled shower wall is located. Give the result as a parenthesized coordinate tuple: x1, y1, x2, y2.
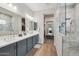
(63, 4, 79, 56)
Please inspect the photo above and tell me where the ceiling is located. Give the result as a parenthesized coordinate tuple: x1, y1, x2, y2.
(25, 3, 57, 12)
(58, 3, 76, 8)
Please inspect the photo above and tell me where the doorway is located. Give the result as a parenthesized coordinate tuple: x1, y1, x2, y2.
(44, 14, 54, 43)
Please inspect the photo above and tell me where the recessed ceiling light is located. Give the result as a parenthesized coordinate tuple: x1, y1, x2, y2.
(8, 3, 13, 7)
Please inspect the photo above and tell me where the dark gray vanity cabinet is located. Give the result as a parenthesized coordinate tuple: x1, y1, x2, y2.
(33, 36, 36, 46)
(0, 43, 16, 56)
(0, 34, 39, 56)
(16, 39, 28, 56)
(36, 35, 39, 44)
(27, 37, 33, 52)
(33, 35, 39, 46)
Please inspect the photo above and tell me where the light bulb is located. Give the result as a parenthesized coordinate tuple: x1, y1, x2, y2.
(8, 3, 12, 7)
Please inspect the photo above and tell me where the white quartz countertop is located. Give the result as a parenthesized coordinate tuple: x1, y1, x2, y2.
(0, 31, 39, 48)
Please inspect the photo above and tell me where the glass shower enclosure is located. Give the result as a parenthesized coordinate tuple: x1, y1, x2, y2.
(61, 3, 79, 56)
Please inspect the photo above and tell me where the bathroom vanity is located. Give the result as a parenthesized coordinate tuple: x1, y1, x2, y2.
(0, 32, 39, 56)
(0, 7, 39, 56)
(0, 17, 39, 56)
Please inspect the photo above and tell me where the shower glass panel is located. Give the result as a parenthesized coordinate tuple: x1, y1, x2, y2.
(62, 3, 79, 56)
(57, 4, 66, 55)
(58, 3, 65, 35)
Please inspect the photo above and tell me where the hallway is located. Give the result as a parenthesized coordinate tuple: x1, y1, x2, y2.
(28, 39, 57, 56)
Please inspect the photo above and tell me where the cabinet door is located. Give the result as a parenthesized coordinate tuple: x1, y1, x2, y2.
(0, 43, 16, 56)
(33, 36, 36, 47)
(9, 43, 16, 56)
(26, 39, 28, 54)
(27, 37, 33, 52)
(36, 35, 39, 44)
(33, 35, 39, 46)
(16, 39, 27, 56)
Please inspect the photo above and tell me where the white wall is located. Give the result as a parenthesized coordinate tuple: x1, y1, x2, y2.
(12, 15, 22, 33)
(54, 10, 63, 56)
(53, 5, 65, 56)
(34, 12, 44, 44)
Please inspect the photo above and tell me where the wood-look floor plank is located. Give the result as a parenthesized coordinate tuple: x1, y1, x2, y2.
(28, 39, 57, 56)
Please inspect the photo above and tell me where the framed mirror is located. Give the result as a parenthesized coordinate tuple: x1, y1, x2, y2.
(29, 20, 38, 32)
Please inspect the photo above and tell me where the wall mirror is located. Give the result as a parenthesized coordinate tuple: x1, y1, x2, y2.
(34, 22, 37, 30)
(21, 18, 26, 31)
(0, 12, 13, 35)
(29, 20, 38, 32)
(29, 20, 34, 31)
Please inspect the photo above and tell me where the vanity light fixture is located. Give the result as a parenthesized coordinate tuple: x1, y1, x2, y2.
(26, 14, 34, 20)
(34, 18, 38, 22)
(8, 3, 17, 10)
(29, 16, 32, 19)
